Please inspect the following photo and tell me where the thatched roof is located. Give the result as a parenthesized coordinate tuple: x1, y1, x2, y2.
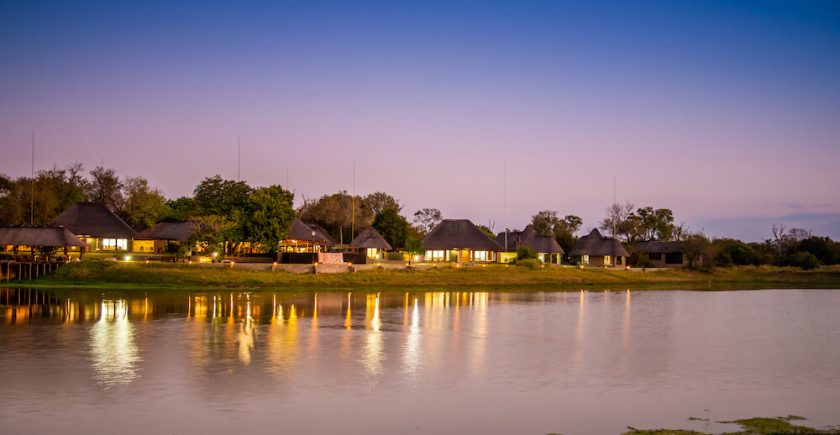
(422, 219, 503, 251)
(634, 240, 685, 254)
(495, 225, 564, 254)
(285, 219, 334, 245)
(137, 221, 200, 242)
(309, 224, 338, 246)
(50, 203, 138, 239)
(0, 225, 86, 247)
(569, 228, 629, 257)
(350, 227, 392, 250)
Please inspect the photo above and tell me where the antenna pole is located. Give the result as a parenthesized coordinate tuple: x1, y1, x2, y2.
(351, 160, 356, 241)
(504, 162, 507, 250)
(237, 137, 241, 182)
(30, 129, 35, 225)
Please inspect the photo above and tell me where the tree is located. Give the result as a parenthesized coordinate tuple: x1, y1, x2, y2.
(599, 202, 635, 240)
(166, 196, 200, 221)
(297, 191, 374, 244)
(86, 166, 123, 210)
(363, 192, 402, 216)
(193, 175, 251, 217)
(682, 232, 710, 268)
(241, 185, 295, 254)
(193, 215, 237, 255)
(530, 211, 582, 255)
(121, 176, 170, 230)
(372, 207, 410, 249)
(413, 208, 442, 234)
(636, 206, 675, 240)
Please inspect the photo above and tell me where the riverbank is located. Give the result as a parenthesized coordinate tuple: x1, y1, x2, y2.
(8, 261, 840, 290)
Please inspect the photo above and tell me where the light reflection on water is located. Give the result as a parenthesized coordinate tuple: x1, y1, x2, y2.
(1, 288, 840, 434)
(89, 300, 140, 387)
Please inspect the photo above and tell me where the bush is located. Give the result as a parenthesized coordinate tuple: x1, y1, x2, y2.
(783, 252, 819, 270)
(516, 246, 537, 260)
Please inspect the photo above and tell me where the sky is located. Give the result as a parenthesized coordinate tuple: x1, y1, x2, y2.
(1, 0, 839, 241)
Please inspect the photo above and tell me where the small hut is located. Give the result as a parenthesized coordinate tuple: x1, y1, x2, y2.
(633, 240, 690, 268)
(135, 221, 201, 254)
(280, 218, 334, 253)
(0, 225, 86, 259)
(350, 227, 392, 260)
(569, 228, 629, 267)
(421, 219, 502, 262)
(496, 225, 565, 264)
(50, 203, 137, 251)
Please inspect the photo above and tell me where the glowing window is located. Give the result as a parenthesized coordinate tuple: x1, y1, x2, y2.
(102, 238, 128, 251)
(473, 250, 488, 262)
(581, 255, 589, 264)
(425, 250, 445, 261)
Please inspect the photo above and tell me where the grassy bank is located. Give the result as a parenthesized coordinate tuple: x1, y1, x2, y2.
(11, 261, 840, 290)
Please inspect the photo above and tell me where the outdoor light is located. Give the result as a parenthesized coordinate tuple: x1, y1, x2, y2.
(124, 255, 132, 261)
(212, 252, 218, 258)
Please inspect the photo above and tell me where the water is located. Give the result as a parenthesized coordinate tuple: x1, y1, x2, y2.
(1, 288, 839, 434)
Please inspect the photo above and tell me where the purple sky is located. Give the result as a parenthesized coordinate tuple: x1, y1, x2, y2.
(1, 1, 839, 241)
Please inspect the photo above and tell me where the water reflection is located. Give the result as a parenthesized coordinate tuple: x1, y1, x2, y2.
(2, 288, 840, 434)
(89, 300, 140, 387)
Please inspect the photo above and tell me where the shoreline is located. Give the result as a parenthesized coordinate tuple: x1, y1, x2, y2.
(4, 261, 839, 291)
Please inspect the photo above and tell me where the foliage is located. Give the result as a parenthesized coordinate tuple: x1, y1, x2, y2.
(240, 185, 295, 254)
(782, 252, 819, 270)
(363, 192, 402, 215)
(86, 166, 124, 210)
(298, 191, 374, 244)
(166, 196, 200, 221)
(599, 203, 676, 243)
(516, 245, 537, 260)
(531, 210, 583, 255)
(121, 176, 170, 230)
(0, 164, 88, 224)
(413, 208, 442, 234)
(682, 232, 710, 268)
(192, 175, 251, 217)
(372, 207, 410, 249)
(514, 258, 542, 269)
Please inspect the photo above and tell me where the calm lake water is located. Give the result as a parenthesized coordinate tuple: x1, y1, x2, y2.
(1, 288, 839, 434)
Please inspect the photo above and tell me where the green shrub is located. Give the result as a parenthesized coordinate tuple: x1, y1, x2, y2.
(516, 246, 537, 260)
(784, 252, 819, 270)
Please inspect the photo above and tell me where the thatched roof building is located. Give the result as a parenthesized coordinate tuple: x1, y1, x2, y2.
(633, 240, 685, 254)
(286, 218, 333, 245)
(308, 224, 338, 246)
(496, 225, 564, 254)
(569, 229, 629, 257)
(50, 203, 137, 239)
(568, 228, 629, 267)
(633, 240, 689, 267)
(422, 219, 503, 251)
(350, 227, 392, 250)
(0, 225, 86, 248)
(137, 221, 201, 242)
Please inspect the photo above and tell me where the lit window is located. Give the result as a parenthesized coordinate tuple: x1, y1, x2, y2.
(425, 250, 445, 261)
(604, 255, 612, 265)
(473, 250, 488, 262)
(581, 255, 589, 264)
(102, 238, 128, 251)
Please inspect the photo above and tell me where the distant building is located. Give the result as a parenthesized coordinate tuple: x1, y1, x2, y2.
(569, 228, 629, 267)
(134, 221, 201, 254)
(422, 219, 503, 262)
(50, 203, 137, 252)
(350, 226, 392, 260)
(633, 240, 690, 268)
(280, 218, 334, 253)
(0, 225, 86, 257)
(496, 225, 565, 264)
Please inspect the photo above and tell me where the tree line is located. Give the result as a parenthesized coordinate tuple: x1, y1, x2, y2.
(2, 164, 837, 267)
